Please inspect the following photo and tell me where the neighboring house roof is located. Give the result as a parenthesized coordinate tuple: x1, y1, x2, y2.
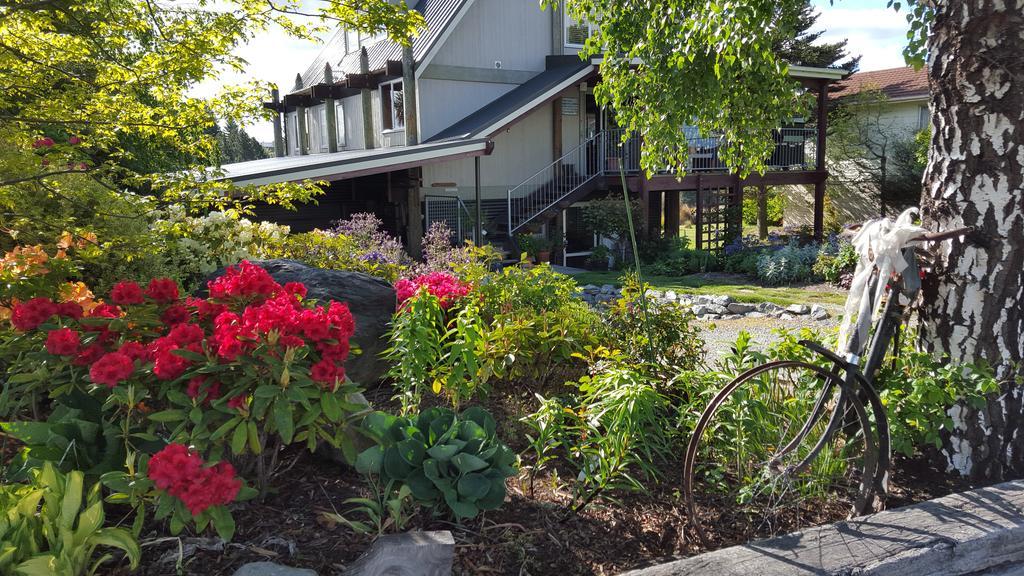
(426, 60, 596, 142)
(215, 139, 491, 186)
(832, 66, 928, 101)
(297, 0, 468, 90)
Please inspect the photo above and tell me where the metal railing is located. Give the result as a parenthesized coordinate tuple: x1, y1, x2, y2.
(424, 194, 474, 245)
(507, 131, 605, 235)
(505, 126, 817, 236)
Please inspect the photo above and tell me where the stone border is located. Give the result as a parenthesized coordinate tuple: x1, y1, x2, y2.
(621, 480, 1024, 576)
(578, 284, 832, 322)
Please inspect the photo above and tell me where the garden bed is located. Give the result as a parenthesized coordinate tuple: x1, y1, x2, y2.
(124, 447, 976, 575)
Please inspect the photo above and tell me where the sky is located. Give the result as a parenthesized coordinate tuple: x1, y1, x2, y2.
(200, 0, 912, 143)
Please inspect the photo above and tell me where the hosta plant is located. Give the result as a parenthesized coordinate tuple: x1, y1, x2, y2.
(0, 463, 140, 576)
(354, 406, 517, 520)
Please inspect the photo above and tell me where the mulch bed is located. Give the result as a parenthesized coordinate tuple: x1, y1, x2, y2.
(121, 381, 984, 576)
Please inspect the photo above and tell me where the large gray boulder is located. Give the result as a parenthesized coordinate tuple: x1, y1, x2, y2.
(200, 259, 396, 385)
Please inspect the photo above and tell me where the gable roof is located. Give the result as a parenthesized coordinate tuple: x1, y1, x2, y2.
(832, 66, 929, 101)
(296, 0, 468, 91)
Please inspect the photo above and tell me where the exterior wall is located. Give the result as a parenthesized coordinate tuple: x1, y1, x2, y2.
(417, 79, 517, 141)
(421, 101, 554, 200)
(430, 0, 551, 73)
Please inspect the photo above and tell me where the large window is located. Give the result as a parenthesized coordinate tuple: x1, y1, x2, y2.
(335, 101, 346, 148)
(564, 12, 596, 47)
(380, 80, 405, 131)
(286, 112, 299, 155)
(345, 29, 359, 54)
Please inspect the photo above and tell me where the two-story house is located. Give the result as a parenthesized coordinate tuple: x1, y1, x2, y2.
(219, 0, 847, 263)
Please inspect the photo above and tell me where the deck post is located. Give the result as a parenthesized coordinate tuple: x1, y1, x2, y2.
(270, 86, 285, 157)
(665, 190, 680, 238)
(324, 64, 339, 153)
(695, 174, 703, 250)
(813, 79, 828, 240)
(406, 168, 423, 259)
(360, 48, 375, 150)
(402, 45, 418, 146)
(474, 156, 483, 246)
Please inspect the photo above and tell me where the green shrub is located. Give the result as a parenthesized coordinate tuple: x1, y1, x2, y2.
(354, 407, 517, 520)
(813, 237, 858, 285)
(741, 189, 784, 226)
(756, 241, 819, 285)
(523, 350, 673, 511)
(0, 463, 140, 576)
(643, 237, 717, 276)
(270, 230, 406, 282)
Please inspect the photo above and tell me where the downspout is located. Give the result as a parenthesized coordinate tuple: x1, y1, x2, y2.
(360, 48, 375, 149)
(402, 44, 418, 145)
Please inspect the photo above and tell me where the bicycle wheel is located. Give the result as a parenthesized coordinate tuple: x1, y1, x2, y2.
(683, 360, 877, 544)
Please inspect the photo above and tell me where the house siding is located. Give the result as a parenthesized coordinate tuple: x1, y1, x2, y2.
(430, 0, 551, 72)
(417, 79, 517, 140)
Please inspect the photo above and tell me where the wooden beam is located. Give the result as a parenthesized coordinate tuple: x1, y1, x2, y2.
(665, 190, 680, 238)
(814, 79, 828, 239)
(385, 60, 403, 78)
(632, 170, 828, 192)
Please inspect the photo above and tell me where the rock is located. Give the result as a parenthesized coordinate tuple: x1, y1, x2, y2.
(664, 290, 678, 301)
(343, 531, 454, 576)
(757, 302, 784, 314)
(600, 284, 615, 294)
(780, 313, 796, 320)
(747, 311, 767, 318)
(645, 289, 662, 299)
(785, 304, 811, 315)
(691, 304, 712, 316)
(810, 305, 830, 321)
(697, 314, 719, 322)
(721, 314, 742, 320)
(706, 304, 729, 315)
(233, 562, 317, 576)
(200, 259, 395, 385)
(583, 284, 600, 294)
(726, 302, 756, 314)
(695, 295, 715, 305)
(712, 295, 734, 306)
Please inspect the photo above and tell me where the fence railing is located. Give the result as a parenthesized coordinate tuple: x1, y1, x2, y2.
(504, 126, 818, 237)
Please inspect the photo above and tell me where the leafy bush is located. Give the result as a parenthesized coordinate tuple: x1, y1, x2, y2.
(355, 407, 517, 519)
(643, 236, 717, 276)
(604, 274, 705, 378)
(152, 207, 288, 291)
(0, 463, 140, 575)
(417, 222, 501, 283)
(741, 189, 784, 226)
(3, 262, 365, 538)
(813, 235, 858, 286)
(583, 194, 645, 266)
(756, 240, 820, 285)
(523, 350, 673, 511)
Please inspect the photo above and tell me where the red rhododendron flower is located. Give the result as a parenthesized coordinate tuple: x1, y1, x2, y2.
(73, 343, 106, 366)
(226, 395, 246, 411)
(146, 278, 180, 303)
(147, 444, 241, 516)
(186, 376, 221, 404)
(118, 341, 147, 361)
(310, 359, 338, 384)
(316, 340, 350, 362)
(110, 281, 144, 305)
(57, 302, 84, 320)
(88, 303, 121, 318)
(283, 282, 307, 298)
(149, 336, 198, 380)
(32, 137, 55, 149)
(68, 136, 81, 145)
(395, 272, 471, 310)
(89, 352, 134, 388)
(161, 304, 190, 325)
(45, 328, 80, 356)
(168, 323, 204, 346)
(11, 297, 58, 331)
(207, 261, 279, 301)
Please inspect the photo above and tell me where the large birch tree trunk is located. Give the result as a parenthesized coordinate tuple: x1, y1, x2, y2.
(918, 0, 1024, 480)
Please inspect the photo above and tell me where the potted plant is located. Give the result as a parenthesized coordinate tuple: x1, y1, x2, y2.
(535, 237, 552, 263)
(586, 245, 611, 271)
(515, 233, 536, 263)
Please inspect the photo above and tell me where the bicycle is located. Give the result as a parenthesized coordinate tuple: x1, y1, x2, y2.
(681, 214, 973, 544)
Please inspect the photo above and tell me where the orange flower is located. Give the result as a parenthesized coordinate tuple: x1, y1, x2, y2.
(59, 282, 101, 314)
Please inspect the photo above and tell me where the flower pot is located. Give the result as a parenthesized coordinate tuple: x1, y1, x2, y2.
(537, 250, 551, 263)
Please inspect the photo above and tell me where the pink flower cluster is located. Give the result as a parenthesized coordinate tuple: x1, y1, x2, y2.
(394, 271, 471, 310)
(147, 444, 241, 516)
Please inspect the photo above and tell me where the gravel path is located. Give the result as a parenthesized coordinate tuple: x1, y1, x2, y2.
(698, 305, 843, 363)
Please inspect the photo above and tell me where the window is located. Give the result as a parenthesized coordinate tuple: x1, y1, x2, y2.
(345, 29, 359, 54)
(286, 112, 299, 155)
(918, 105, 929, 130)
(564, 11, 596, 47)
(380, 80, 405, 131)
(335, 101, 346, 148)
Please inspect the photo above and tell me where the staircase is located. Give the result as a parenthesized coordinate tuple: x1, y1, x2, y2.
(505, 131, 612, 237)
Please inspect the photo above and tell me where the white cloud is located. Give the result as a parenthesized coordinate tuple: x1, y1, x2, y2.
(811, 7, 911, 71)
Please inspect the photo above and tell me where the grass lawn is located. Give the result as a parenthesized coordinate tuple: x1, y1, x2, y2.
(569, 270, 846, 307)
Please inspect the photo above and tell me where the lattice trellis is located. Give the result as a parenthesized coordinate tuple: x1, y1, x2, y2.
(695, 185, 742, 255)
